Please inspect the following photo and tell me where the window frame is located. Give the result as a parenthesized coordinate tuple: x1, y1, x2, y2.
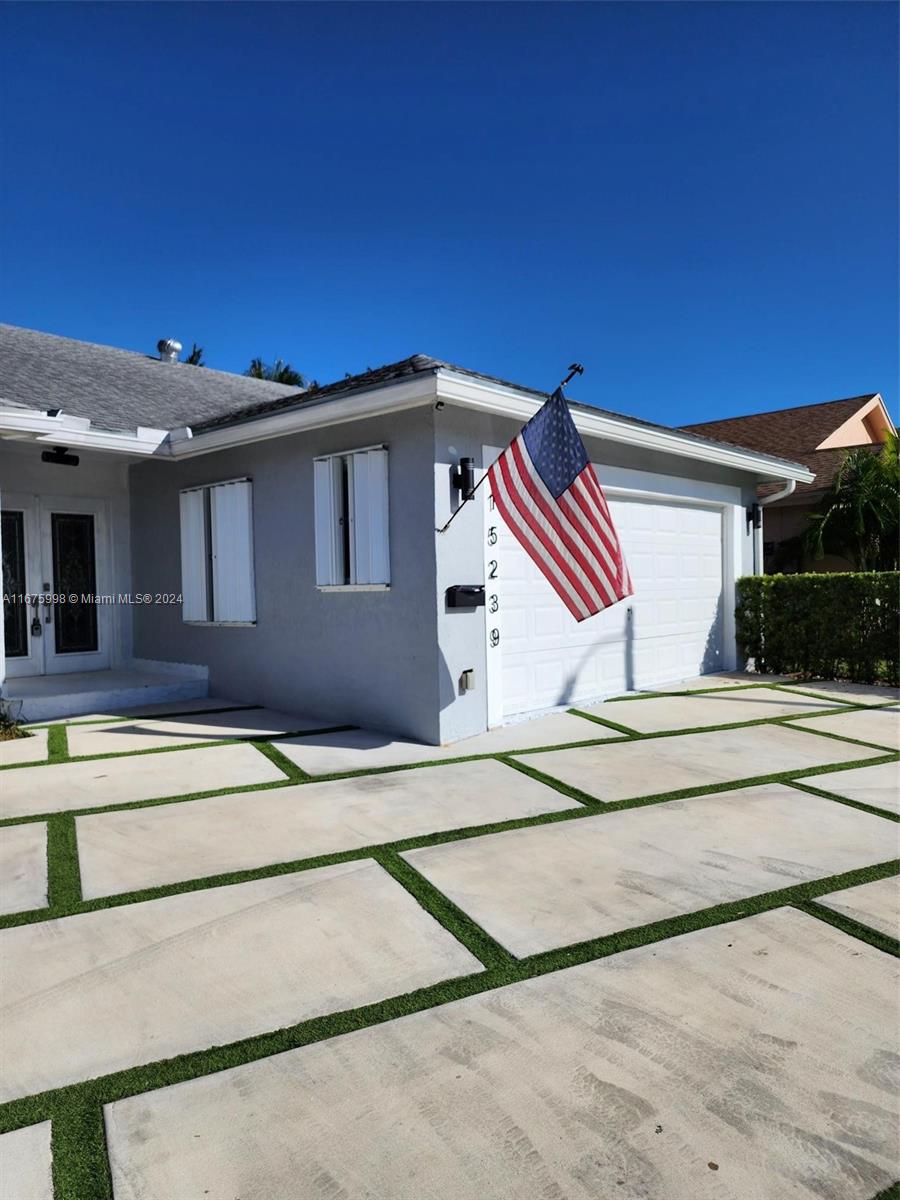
(179, 477, 257, 625)
(313, 445, 390, 590)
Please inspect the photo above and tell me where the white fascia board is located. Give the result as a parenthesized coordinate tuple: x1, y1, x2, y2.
(434, 370, 816, 483)
(0, 407, 167, 455)
(165, 375, 438, 459)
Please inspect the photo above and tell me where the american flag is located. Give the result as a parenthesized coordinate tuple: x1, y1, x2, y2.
(488, 388, 633, 622)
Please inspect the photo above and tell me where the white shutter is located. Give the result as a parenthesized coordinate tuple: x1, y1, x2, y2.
(179, 489, 209, 621)
(352, 448, 390, 585)
(209, 481, 256, 622)
(314, 458, 339, 585)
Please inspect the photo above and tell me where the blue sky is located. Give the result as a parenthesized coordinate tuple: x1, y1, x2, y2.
(1, 2, 896, 425)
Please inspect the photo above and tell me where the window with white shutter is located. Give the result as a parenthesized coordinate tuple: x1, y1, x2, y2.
(313, 447, 390, 587)
(179, 479, 256, 622)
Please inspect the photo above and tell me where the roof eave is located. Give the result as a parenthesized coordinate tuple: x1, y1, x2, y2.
(0, 405, 169, 456)
(434, 369, 816, 483)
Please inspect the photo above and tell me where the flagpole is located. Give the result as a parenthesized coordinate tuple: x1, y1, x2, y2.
(435, 364, 584, 534)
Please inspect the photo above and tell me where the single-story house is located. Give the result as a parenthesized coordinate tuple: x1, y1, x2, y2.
(0, 324, 814, 741)
(682, 393, 894, 573)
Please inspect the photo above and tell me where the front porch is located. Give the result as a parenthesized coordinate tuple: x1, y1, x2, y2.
(3, 660, 209, 723)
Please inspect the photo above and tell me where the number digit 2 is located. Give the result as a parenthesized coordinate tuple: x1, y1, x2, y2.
(488, 560, 498, 579)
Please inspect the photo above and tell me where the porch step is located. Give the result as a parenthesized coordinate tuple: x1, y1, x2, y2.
(2, 663, 209, 723)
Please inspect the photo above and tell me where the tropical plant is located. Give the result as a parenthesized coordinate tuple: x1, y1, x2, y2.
(184, 343, 205, 366)
(803, 432, 900, 571)
(245, 357, 308, 387)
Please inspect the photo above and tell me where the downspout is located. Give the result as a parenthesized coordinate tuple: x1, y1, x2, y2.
(753, 479, 797, 573)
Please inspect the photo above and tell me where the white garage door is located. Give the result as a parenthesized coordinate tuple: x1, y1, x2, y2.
(487, 483, 725, 719)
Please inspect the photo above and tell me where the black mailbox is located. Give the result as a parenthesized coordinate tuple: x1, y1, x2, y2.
(446, 585, 486, 609)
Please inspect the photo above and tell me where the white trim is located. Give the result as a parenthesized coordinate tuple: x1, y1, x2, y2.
(0, 407, 168, 455)
(167, 380, 437, 459)
(316, 584, 390, 593)
(180, 475, 251, 493)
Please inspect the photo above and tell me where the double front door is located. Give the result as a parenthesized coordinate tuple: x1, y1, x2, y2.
(1, 494, 111, 676)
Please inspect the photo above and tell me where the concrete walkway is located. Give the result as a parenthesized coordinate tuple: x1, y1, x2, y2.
(0, 675, 897, 1198)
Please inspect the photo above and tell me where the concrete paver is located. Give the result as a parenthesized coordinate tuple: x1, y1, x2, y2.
(76, 759, 577, 899)
(47, 697, 248, 724)
(517, 722, 886, 804)
(817, 876, 900, 940)
(583, 687, 843, 734)
(103, 908, 900, 1200)
(274, 712, 612, 775)
(403, 783, 895, 956)
(781, 681, 900, 707)
(0, 1121, 53, 1200)
(0, 742, 286, 820)
(793, 706, 900, 752)
(641, 671, 794, 692)
(0, 823, 48, 915)
(803, 761, 900, 814)
(0, 860, 480, 1102)
(0, 729, 48, 767)
(66, 708, 336, 757)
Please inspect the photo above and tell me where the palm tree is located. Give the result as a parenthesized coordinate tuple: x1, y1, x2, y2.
(245, 357, 308, 387)
(804, 432, 900, 570)
(185, 343, 205, 366)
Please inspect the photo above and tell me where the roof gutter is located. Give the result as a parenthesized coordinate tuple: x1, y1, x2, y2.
(0, 406, 168, 455)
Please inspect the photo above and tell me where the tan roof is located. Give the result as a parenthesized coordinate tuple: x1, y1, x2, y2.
(681, 395, 889, 498)
(681, 394, 878, 456)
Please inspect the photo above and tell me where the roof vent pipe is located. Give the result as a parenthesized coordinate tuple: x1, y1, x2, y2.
(157, 338, 182, 364)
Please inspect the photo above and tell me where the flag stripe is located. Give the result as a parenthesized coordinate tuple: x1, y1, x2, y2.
(564, 473, 626, 586)
(489, 463, 587, 620)
(509, 438, 618, 608)
(495, 451, 599, 615)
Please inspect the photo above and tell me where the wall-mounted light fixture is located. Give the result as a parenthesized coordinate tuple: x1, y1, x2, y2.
(451, 456, 476, 500)
(745, 503, 761, 532)
(41, 446, 80, 467)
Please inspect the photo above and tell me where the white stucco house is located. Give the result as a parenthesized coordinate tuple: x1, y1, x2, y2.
(0, 325, 814, 740)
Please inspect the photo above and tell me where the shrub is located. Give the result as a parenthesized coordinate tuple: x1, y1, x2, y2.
(735, 572, 899, 685)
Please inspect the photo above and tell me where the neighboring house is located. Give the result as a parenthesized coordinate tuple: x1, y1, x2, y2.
(0, 324, 813, 740)
(682, 394, 895, 573)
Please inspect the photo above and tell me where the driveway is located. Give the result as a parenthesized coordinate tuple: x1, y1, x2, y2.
(0, 677, 898, 1199)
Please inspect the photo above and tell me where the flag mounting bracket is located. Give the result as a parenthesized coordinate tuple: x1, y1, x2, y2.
(435, 364, 585, 534)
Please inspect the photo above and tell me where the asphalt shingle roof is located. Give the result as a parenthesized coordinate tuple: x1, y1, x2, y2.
(0, 324, 301, 431)
(681, 395, 885, 497)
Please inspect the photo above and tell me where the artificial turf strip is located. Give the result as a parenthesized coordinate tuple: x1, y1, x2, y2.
(47, 724, 68, 763)
(4, 857, 898, 1200)
(777, 718, 898, 755)
(45, 815, 82, 910)
(374, 849, 515, 971)
(796, 899, 900, 958)
(51, 1100, 113, 1200)
(30, 703, 261, 730)
(788, 779, 900, 822)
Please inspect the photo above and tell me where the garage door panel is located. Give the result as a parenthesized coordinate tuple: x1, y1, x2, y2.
(494, 488, 726, 718)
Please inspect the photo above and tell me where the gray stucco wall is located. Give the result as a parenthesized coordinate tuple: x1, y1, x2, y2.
(129, 407, 441, 742)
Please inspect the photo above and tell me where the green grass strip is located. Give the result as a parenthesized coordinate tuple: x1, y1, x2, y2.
(374, 849, 514, 970)
(45, 815, 82, 910)
(51, 1100, 112, 1200)
(31, 703, 261, 730)
(777, 717, 898, 755)
(798, 899, 900, 958)
(787, 779, 899, 822)
(47, 724, 68, 763)
(567, 707, 640, 736)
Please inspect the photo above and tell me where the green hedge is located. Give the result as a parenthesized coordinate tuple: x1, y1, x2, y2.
(735, 572, 899, 686)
